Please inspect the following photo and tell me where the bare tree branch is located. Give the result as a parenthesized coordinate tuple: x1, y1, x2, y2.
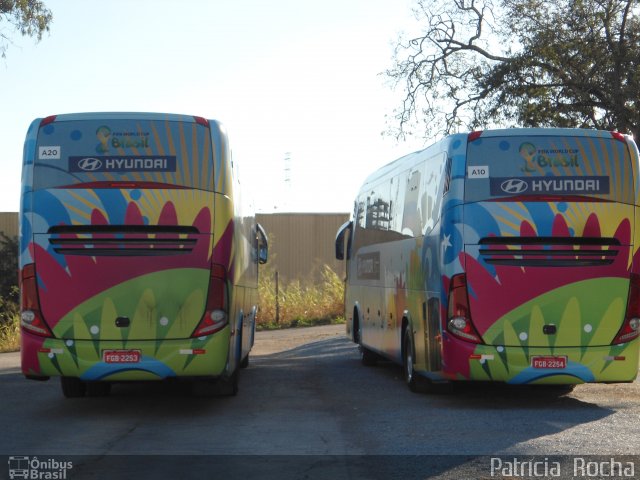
(387, 0, 640, 140)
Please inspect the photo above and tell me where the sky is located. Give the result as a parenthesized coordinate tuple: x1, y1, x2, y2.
(0, 0, 426, 214)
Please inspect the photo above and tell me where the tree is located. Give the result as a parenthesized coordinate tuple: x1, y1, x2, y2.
(387, 0, 640, 140)
(1, 0, 53, 58)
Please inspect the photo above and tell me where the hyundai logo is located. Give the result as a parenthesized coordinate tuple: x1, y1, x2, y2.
(500, 179, 528, 194)
(77, 157, 103, 172)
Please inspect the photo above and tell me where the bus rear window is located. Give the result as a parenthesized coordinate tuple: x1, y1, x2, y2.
(33, 119, 214, 191)
(464, 135, 634, 204)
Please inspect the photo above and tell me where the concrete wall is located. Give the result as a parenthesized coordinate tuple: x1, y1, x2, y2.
(256, 213, 349, 285)
(0, 213, 18, 239)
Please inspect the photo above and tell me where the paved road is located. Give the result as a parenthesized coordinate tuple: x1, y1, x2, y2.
(1, 325, 638, 479)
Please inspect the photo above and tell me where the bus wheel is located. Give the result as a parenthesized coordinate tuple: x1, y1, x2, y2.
(86, 382, 111, 397)
(60, 377, 86, 398)
(403, 328, 423, 393)
(240, 354, 249, 369)
(360, 345, 378, 366)
(219, 370, 239, 396)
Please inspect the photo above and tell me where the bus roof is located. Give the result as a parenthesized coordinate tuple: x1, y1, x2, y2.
(470, 127, 629, 139)
(359, 128, 632, 190)
(34, 112, 213, 124)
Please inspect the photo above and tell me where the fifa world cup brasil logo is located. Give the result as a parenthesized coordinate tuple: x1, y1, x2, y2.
(519, 142, 537, 172)
(520, 141, 579, 172)
(96, 125, 111, 153)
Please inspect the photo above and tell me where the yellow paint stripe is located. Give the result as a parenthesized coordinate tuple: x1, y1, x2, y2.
(165, 120, 180, 185)
(499, 202, 531, 226)
(150, 122, 167, 184)
(178, 122, 189, 186)
(64, 202, 92, 221)
(575, 138, 594, 176)
(586, 137, 603, 176)
(191, 124, 199, 188)
(67, 190, 102, 211)
(494, 214, 521, 235)
(201, 134, 210, 190)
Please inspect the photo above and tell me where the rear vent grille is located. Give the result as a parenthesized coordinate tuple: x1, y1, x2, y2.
(478, 236, 620, 267)
(48, 225, 199, 257)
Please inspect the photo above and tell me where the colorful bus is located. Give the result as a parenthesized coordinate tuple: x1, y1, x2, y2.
(336, 128, 640, 391)
(20, 112, 268, 397)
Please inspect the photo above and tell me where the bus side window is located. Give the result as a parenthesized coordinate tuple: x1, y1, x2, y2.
(256, 223, 268, 264)
(442, 155, 452, 195)
(432, 153, 448, 223)
(421, 152, 449, 235)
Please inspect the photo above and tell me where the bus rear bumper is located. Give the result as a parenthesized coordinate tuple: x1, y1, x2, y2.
(442, 336, 639, 384)
(21, 327, 231, 382)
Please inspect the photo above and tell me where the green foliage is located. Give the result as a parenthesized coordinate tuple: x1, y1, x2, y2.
(388, 0, 640, 139)
(0, 0, 53, 57)
(258, 264, 345, 329)
(0, 233, 20, 351)
(0, 233, 18, 299)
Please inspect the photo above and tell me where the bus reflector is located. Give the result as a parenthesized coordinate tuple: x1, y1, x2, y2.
(191, 263, 228, 337)
(447, 274, 483, 343)
(20, 264, 52, 337)
(605, 356, 626, 361)
(613, 273, 640, 344)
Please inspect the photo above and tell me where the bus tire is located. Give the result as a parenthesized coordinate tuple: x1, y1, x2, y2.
(403, 327, 424, 393)
(60, 377, 86, 398)
(240, 354, 249, 369)
(219, 370, 239, 396)
(190, 379, 218, 398)
(360, 346, 378, 366)
(352, 308, 361, 344)
(86, 381, 111, 397)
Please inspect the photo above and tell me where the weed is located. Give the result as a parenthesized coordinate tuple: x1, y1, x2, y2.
(258, 264, 345, 329)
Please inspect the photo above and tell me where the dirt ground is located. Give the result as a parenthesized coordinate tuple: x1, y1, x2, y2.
(252, 324, 345, 355)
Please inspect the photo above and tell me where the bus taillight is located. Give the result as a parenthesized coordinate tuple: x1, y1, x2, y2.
(192, 263, 229, 337)
(610, 131, 627, 142)
(468, 131, 483, 142)
(20, 264, 52, 337)
(447, 274, 483, 344)
(613, 273, 640, 344)
(193, 116, 209, 128)
(40, 115, 57, 127)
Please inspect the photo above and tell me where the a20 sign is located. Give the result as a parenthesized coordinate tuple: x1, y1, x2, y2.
(38, 146, 61, 160)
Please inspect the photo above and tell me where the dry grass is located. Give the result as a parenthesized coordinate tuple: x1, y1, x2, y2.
(258, 264, 345, 329)
(0, 317, 19, 353)
(0, 291, 19, 353)
(0, 287, 20, 353)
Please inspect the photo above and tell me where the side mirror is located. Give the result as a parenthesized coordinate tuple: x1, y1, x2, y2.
(335, 220, 352, 260)
(257, 223, 268, 264)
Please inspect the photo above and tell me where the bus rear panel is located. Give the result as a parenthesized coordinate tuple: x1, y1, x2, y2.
(445, 130, 640, 384)
(20, 113, 255, 393)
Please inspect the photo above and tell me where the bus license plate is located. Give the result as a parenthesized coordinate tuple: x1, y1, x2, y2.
(103, 350, 141, 364)
(531, 356, 567, 369)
